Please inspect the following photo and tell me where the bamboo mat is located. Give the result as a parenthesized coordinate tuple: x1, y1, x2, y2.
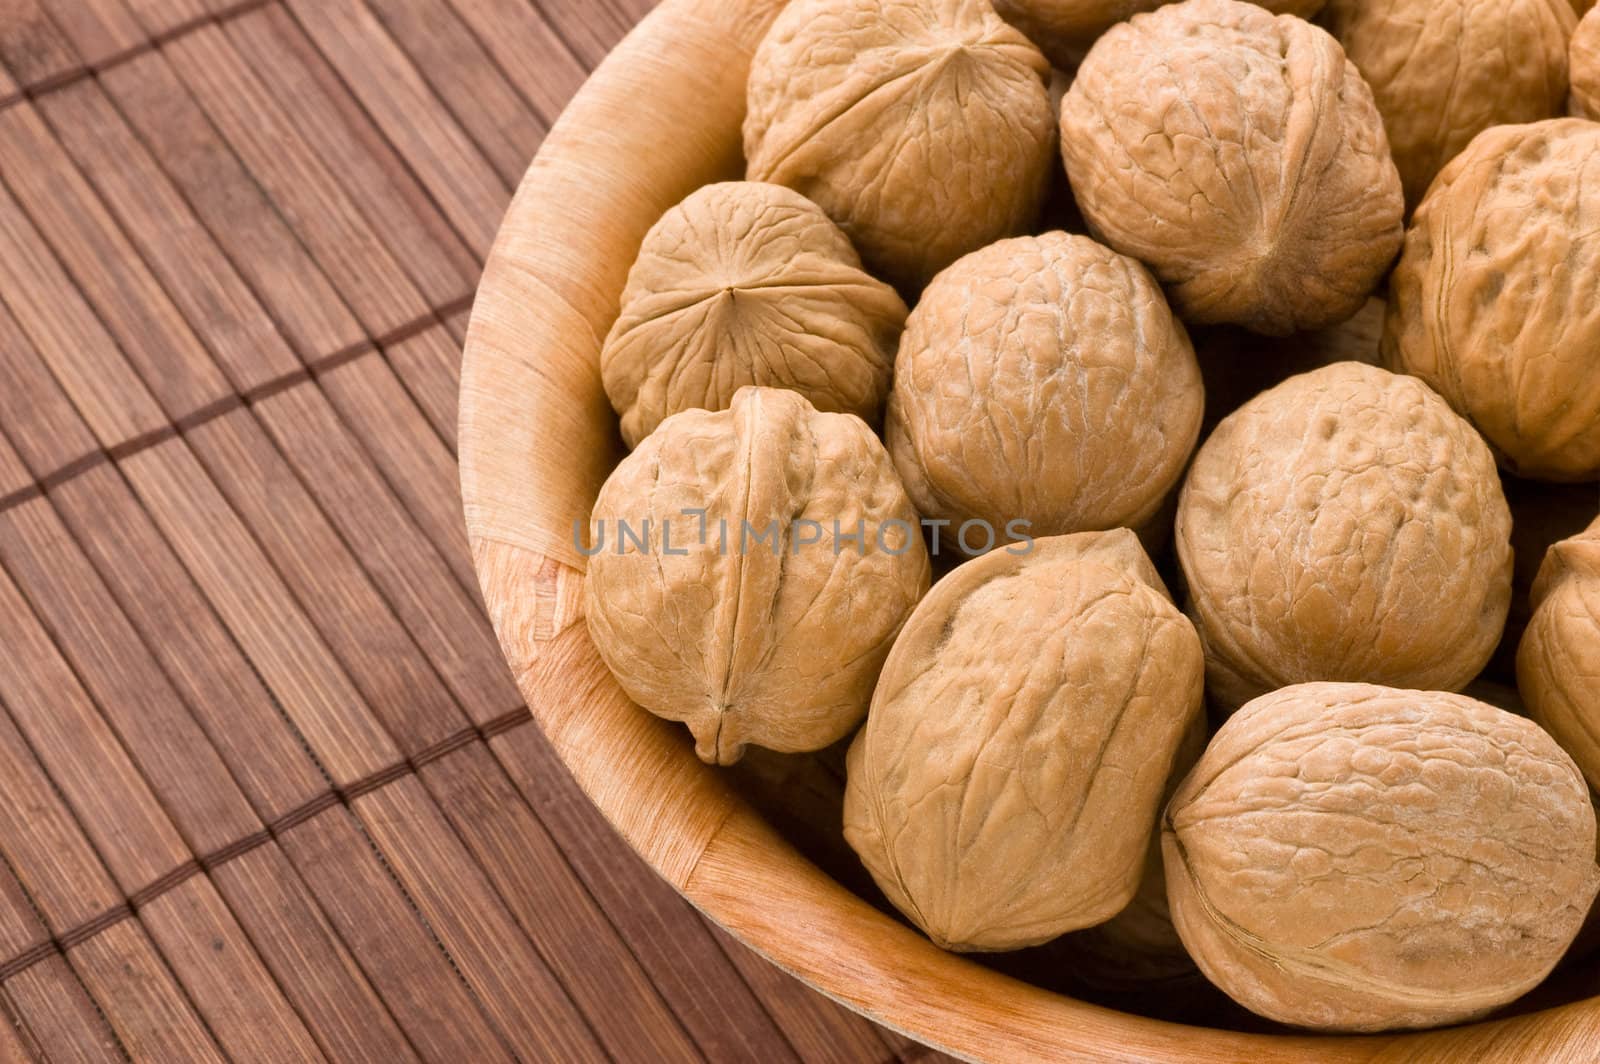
(0, 1, 951, 1060)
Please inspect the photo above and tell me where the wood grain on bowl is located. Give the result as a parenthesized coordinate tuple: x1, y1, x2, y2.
(459, 0, 1600, 1059)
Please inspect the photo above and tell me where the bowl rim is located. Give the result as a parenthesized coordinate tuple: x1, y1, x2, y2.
(457, 1, 1600, 1059)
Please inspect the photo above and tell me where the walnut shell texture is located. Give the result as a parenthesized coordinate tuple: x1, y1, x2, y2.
(584, 388, 931, 765)
(992, 0, 1325, 68)
(1519, 514, 1600, 792)
(1383, 120, 1600, 482)
(1323, 0, 1575, 208)
(1057, 711, 1208, 989)
(1059, 0, 1404, 335)
(601, 182, 907, 448)
(886, 232, 1204, 543)
(744, 0, 1056, 289)
(1165, 682, 1600, 1031)
(1572, 7, 1600, 120)
(843, 530, 1205, 952)
(1177, 362, 1513, 709)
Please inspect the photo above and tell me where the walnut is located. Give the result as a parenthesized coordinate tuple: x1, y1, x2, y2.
(1519, 514, 1600, 792)
(1176, 362, 1512, 709)
(744, 0, 1056, 289)
(843, 530, 1204, 952)
(583, 387, 931, 765)
(1572, 6, 1600, 119)
(1384, 120, 1600, 482)
(601, 182, 907, 448)
(1323, 0, 1575, 208)
(1059, 0, 1404, 335)
(991, 0, 1325, 69)
(1057, 712, 1208, 989)
(1164, 682, 1600, 1031)
(885, 233, 1203, 546)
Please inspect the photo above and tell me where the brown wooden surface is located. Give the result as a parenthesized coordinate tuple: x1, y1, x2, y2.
(0, 1, 936, 1059)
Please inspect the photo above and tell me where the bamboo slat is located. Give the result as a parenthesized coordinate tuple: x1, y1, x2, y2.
(228, 7, 486, 298)
(352, 777, 607, 1062)
(277, 807, 515, 1062)
(428, 0, 587, 125)
(97, 51, 368, 361)
(275, 0, 507, 260)
(0, 701, 126, 934)
(0, 857, 50, 968)
(118, 0, 209, 38)
(316, 351, 478, 593)
(161, 25, 430, 337)
(0, 1006, 35, 1064)
(0, 102, 236, 419)
(0, 562, 193, 893)
(361, 0, 547, 188)
(205, 846, 420, 1064)
(490, 721, 804, 1062)
(117, 438, 403, 787)
(0, 302, 101, 483)
(69, 922, 224, 1062)
(0, 0, 80, 88)
(33, 0, 144, 68)
(416, 741, 703, 1063)
(4, 956, 123, 1064)
(0, 179, 168, 450)
(183, 408, 469, 755)
(47, 463, 329, 822)
(385, 325, 464, 451)
(38, 79, 304, 393)
(0, 484, 413, 1056)
(0, 427, 31, 504)
(135, 878, 326, 1061)
(0, 496, 263, 854)
(527, 0, 650, 69)
(248, 382, 502, 698)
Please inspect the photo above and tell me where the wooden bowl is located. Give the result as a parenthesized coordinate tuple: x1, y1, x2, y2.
(458, 2, 1600, 1058)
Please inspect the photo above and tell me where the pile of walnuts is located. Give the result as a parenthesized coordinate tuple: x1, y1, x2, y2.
(578, 0, 1600, 1034)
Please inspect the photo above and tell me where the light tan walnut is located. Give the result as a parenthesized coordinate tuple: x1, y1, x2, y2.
(886, 233, 1203, 546)
(1573, 6, 1600, 118)
(744, 0, 1055, 289)
(1176, 362, 1512, 709)
(991, 0, 1324, 69)
(1384, 120, 1600, 482)
(844, 530, 1205, 952)
(1059, 0, 1403, 335)
(1165, 682, 1600, 1031)
(1057, 712, 1208, 989)
(601, 182, 907, 448)
(1520, 515, 1600, 791)
(1323, 0, 1575, 208)
(583, 388, 931, 765)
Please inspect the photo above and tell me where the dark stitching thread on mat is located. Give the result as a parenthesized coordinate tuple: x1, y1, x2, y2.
(39, 452, 107, 491)
(0, 300, 468, 519)
(0, 707, 534, 983)
(0, 0, 279, 116)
